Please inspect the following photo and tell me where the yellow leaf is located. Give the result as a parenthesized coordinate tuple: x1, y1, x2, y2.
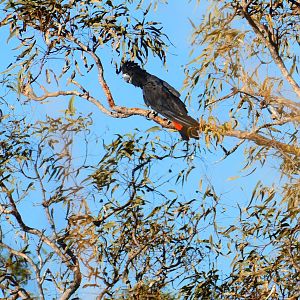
(227, 175, 240, 181)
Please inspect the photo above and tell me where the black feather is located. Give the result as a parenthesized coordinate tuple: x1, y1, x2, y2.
(121, 61, 199, 139)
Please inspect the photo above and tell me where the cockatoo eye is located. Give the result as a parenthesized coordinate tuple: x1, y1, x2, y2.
(122, 73, 131, 83)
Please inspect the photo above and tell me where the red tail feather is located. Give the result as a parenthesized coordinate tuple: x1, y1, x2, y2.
(172, 121, 199, 140)
(172, 121, 183, 130)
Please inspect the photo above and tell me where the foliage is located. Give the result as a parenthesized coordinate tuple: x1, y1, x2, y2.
(185, 0, 300, 217)
(0, 250, 30, 295)
(3, 0, 167, 85)
(186, 0, 299, 159)
(183, 0, 300, 298)
(0, 0, 299, 299)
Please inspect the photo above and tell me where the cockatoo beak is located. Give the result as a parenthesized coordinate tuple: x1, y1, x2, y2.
(122, 73, 132, 83)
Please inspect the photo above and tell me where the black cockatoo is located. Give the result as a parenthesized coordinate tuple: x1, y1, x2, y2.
(120, 61, 199, 140)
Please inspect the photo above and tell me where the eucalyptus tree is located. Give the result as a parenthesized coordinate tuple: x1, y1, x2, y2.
(0, 0, 299, 299)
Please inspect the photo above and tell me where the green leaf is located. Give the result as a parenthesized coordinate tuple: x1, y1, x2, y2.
(146, 126, 161, 133)
(67, 96, 76, 116)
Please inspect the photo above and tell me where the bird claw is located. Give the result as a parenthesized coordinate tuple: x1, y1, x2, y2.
(146, 110, 158, 120)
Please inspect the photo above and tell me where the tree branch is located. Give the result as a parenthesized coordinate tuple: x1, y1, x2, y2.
(267, 96, 300, 114)
(64, 32, 176, 130)
(60, 262, 81, 300)
(0, 242, 45, 300)
(65, 32, 116, 108)
(241, 2, 300, 97)
(22, 80, 175, 129)
(226, 128, 300, 156)
(0, 181, 82, 298)
(0, 281, 30, 300)
(239, 88, 300, 114)
(200, 120, 300, 156)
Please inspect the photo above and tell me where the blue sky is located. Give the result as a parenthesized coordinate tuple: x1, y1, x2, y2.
(0, 1, 284, 298)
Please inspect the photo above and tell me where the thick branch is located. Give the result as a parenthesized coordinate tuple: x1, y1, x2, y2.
(23, 80, 175, 130)
(200, 119, 299, 156)
(22, 83, 124, 118)
(226, 129, 300, 156)
(60, 261, 81, 300)
(241, 2, 300, 97)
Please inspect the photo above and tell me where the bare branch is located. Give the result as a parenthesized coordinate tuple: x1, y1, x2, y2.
(0, 282, 30, 300)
